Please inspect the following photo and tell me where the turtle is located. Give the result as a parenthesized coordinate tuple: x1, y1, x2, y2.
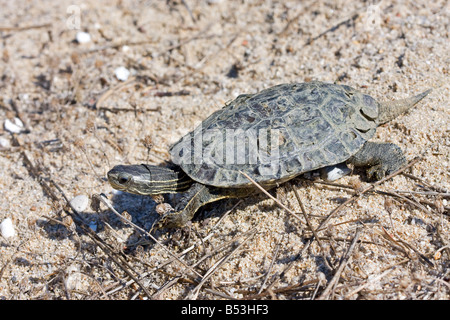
(107, 81, 431, 229)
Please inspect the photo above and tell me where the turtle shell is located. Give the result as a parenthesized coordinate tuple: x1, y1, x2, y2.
(170, 81, 379, 188)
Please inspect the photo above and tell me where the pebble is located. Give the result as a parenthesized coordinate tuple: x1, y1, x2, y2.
(70, 195, 89, 212)
(114, 66, 130, 81)
(1, 218, 15, 238)
(0, 137, 10, 148)
(76, 31, 91, 43)
(4, 117, 24, 133)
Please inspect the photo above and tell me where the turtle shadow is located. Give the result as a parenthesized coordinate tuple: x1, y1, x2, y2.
(105, 191, 160, 231)
(100, 191, 252, 250)
(39, 167, 373, 250)
(106, 190, 274, 252)
(36, 191, 158, 243)
(37, 168, 373, 248)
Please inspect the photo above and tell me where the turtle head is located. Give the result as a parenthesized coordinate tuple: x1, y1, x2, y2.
(107, 164, 193, 195)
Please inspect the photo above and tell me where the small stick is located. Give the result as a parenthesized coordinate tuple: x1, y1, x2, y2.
(157, 23, 214, 55)
(315, 157, 423, 234)
(98, 106, 161, 113)
(305, 13, 359, 45)
(204, 288, 236, 300)
(277, 1, 317, 37)
(392, 190, 450, 197)
(377, 190, 434, 216)
(402, 173, 448, 193)
(239, 171, 306, 225)
(78, 40, 156, 55)
(242, 279, 320, 299)
(377, 225, 433, 266)
(279, 238, 312, 279)
(263, 237, 314, 296)
(436, 224, 450, 259)
(290, 184, 337, 271)
(344, 267, 394, 299)
(318, 227, 362, 300)
(19, 150, 60, 201)
(95, 193, 202, 278)
(311, 278, 323, 300)
(308, 180, 354, 190)
(377, 225, 410, 256)
(52, 183, 153, 299)
(310, 180, 449, 211)
(394, 237, 434, 267)
(0, 23, 51, 32)
(107, 213, 246, 296)
(186, 228, 257, 299)
(277, 11, 306, 37)
(152, 90, 190, 97)
(257, 237, 282, 294)
(181, 0, 196, 23)
(190, 228, 252, 269)
(95, 77, 136, 110)
(74, 140, 103, 181)
(201, 199, 243, 236)
(151, 276, 181, 300)
(290, 184, 323, 248)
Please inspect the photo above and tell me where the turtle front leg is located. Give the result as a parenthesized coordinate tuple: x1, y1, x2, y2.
(153, 183, 210, 228)
(348, 141, 406, 180)
(154, 183, 247, 229)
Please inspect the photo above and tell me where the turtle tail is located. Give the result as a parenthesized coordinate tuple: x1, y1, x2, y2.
(377, 88, 432, 125)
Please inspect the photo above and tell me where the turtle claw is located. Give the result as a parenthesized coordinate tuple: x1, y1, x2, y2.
(366, 164, 393, 181)
(152, 210, 188, 229)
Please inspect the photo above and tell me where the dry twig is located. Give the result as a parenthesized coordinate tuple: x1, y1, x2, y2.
(186, 228, 257, 299)
(95, 193, 202, 278)
(257, 236, 282, 294)
(290, 184, 323, 248)
(239, 171, 306, 225)
(0, 23, 51, 32)
(318, 227, 362, 300)
(315, 156, 423, 234)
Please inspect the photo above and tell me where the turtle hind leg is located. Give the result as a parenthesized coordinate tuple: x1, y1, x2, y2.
(348, 141, 406, 180)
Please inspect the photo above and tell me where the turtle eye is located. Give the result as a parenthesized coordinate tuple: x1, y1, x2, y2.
(117, 174, 130, 185)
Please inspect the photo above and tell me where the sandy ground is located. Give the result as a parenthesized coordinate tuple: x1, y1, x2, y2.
(0, 0, 448, 300)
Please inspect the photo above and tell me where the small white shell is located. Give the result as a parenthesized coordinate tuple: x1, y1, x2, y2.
(70, 195, 89, 212)
(76, 31, 91, 43)
(1, 218, 16, 238)
(4, 118, 24, 133)
(0, 137, 10, 148)
(114, 67, 130, 81)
